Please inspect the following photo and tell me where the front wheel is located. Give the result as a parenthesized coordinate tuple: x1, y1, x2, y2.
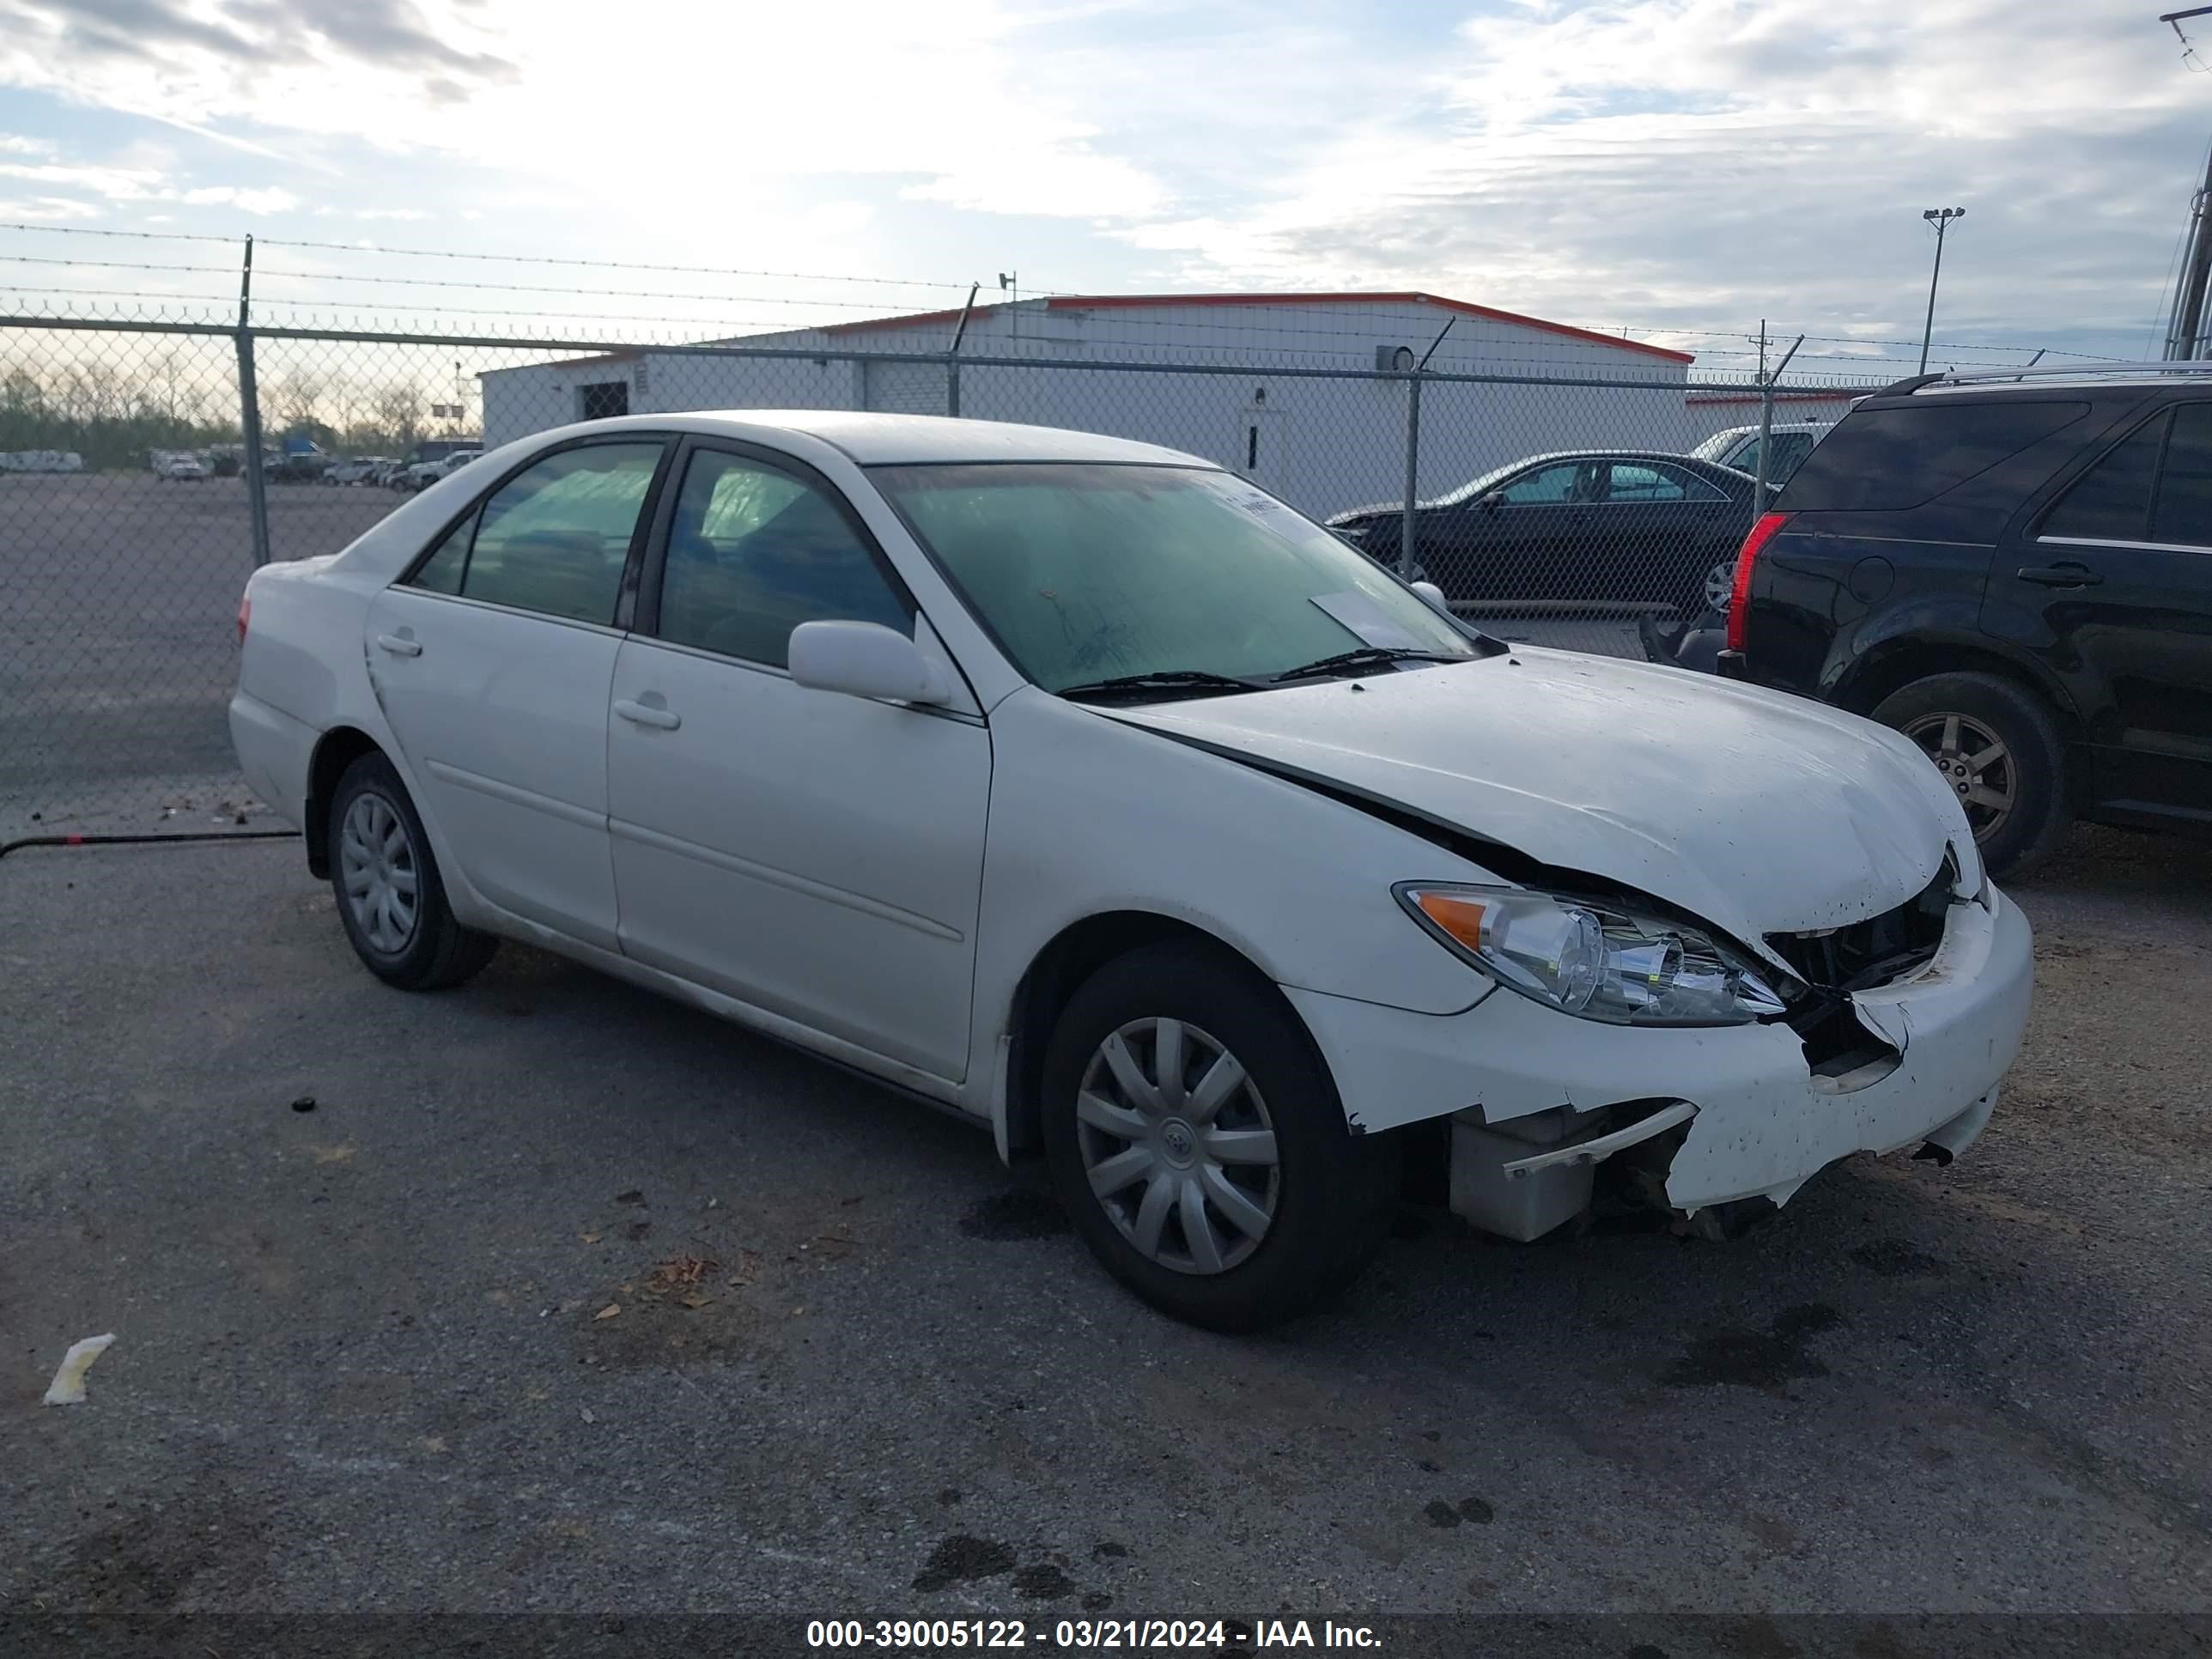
(1872, 671, 2069, 879)
(1040, 943, 1397, 1332)
(328, 752, 498, 990)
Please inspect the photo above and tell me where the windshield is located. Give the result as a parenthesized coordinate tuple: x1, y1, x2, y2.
(871, 463, 1477, 692)
(1689, 429, 1749, 463)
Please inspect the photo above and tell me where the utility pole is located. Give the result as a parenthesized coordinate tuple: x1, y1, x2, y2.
(2162, 10, 2212, 357)
(1918, 208, 1966, 374)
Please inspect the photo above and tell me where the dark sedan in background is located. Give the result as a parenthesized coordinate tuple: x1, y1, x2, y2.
(1328, 450, 1771, 618)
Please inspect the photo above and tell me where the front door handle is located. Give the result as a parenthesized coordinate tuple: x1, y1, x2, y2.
(614, 698, 682, 731)
(374, 633, 422, 657)
(2016, 562, 2103, 588)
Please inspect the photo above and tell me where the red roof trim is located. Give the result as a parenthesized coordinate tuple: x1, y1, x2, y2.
(816, 291, 1694, 363)
(1043, 293, 1694, 363)
(530, 349, 642, 371)
(818, 305, 991, 337)
(1683, 389, 1858, 405)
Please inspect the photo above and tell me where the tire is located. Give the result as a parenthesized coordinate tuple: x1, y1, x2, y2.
(1871, 671, 2069, 879)
(327, 752, 498, 991)
(1040, 942, 1398, 1332)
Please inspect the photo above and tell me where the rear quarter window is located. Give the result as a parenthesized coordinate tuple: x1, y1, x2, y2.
(1778, 400, 2087, 513)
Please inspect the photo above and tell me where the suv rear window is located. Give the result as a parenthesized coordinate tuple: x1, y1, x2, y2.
(1778, 400, 2087, 513)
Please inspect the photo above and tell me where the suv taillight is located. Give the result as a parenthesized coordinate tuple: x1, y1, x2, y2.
(236, 592, 251, 645)
(1726, 511, 1790, 653)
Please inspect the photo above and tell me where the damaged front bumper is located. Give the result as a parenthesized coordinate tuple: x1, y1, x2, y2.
(1285, 884, 2033, 1240)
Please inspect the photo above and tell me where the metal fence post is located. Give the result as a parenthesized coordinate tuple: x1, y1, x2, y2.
(234, 236, 272, 568)
(946, 281, 978, 419)
(1399, 318, 1457, 577)
(1753, 331, 1804, 508)
(1399, 373, 1420, 578)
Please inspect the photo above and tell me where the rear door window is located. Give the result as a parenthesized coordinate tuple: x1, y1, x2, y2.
(1602, 463, 1687, 502)
(456, 443, 664, 624)
(2152, 404, 2212, 547)
(2040, 414, 2165, 544)
(1781, 400, 2087, 512)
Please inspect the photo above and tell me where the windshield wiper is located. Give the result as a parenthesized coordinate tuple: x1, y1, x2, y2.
(1270, 646, 1468, 684)
(1055, 668, 1269, 703)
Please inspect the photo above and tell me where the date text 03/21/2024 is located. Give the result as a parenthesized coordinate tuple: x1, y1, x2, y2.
(805, 1619, 1383, 1650)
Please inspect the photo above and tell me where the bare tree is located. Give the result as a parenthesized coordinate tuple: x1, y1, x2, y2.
(273, 369, 326, 432)
(370, 380, 426, 451)
(1, 367, 45, 414)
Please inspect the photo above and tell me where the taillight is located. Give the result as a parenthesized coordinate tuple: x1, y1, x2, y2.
(236, 592, 251, 645)
(1725, 511, 1790, 653)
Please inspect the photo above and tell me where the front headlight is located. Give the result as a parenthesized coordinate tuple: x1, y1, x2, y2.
(1395, 883, 1790, 1026)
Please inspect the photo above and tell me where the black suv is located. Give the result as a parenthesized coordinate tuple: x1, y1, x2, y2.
(1721, 366, 2212, 878)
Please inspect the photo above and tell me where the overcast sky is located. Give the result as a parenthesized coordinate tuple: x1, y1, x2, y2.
(2, 0, 2209, 374)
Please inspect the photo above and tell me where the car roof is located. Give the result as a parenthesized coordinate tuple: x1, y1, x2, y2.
(1505, 447, 1752, 473)
(567, 410, 1213, 469)
(1870, 363, 2212, 402)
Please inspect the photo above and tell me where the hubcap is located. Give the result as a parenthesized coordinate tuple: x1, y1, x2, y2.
(1702, 559, 1733, 613)
(338, 790, 420, 954)
(1075, 1018, 1279, 1277)
(1901, 711, 2014, 843)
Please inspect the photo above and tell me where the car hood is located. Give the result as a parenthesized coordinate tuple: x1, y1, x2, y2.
(1103, 648, 1976, 950)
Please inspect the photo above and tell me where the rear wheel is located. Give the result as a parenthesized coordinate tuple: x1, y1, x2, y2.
(1040, 943, 1397, 1332)
(328, 752, 498, 990)
(1697, 553, 1734, 617)
(1872, 672, 2069, 879)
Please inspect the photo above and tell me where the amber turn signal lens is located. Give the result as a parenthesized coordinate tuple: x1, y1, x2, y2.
(1411, 890, 1494, 952)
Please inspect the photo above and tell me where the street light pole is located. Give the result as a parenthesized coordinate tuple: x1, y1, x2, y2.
(1917, 207, 1966, 375)
(2160, 10, 2212, 356)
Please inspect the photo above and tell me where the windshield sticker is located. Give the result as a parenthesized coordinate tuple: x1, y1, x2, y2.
(1310, 591, 1428, 650)
(1226, 489, 1291, 520)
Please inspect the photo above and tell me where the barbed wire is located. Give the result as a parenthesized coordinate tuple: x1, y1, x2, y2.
(0, 221, 241, 245)
(252, 235, 981, 292)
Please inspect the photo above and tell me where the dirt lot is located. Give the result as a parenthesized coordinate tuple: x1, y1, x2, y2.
(2, 821, 2208, 1650)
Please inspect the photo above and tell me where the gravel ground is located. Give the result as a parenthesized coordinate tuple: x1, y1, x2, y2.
(2, 823, 2209, 1650)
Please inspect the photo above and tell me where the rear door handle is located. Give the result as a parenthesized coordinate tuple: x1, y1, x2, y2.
(613, 698, 682, 731)
(374, 634, 422, 657)
(2016, 562, 2103, 588)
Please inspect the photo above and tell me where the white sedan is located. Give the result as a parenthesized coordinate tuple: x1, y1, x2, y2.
(230, 411, 2033, 1330)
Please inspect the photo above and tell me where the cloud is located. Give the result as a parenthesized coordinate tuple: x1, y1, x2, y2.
(0, 0, 1167, 227)
(179, 183, 297, 212)
(1096, 0, 2208, 361)
(0, 193, 98, 219)
(0, 0, 2197, 361)
(4, 0, 515, 88)
(0, 158, 164, 199)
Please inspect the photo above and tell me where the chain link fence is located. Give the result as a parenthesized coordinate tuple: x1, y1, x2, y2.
(1, 306, 1881, 843)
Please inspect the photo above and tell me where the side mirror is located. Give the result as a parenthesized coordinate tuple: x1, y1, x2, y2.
(1480, 492, 1505, 514)
(1409, 579, 1451, 615)
(787, 620, 950, 706)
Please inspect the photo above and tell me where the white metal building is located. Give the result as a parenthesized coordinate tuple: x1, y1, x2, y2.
(479, 293, 1707, 521)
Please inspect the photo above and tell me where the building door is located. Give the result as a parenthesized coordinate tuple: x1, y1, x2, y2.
(1226, 388, 1284, 490)
(578, 380, 629, 421)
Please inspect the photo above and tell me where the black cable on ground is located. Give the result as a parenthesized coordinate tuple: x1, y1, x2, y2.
(0, 830, 300, 862)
